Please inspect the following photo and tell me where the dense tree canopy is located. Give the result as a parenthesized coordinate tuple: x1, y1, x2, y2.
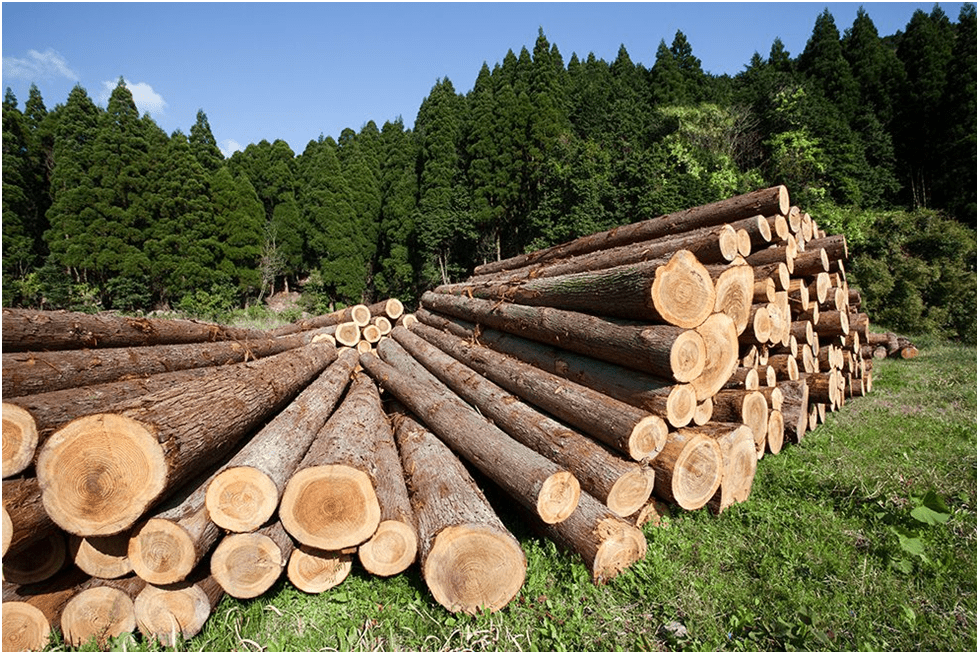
(3, 7, 975, 338)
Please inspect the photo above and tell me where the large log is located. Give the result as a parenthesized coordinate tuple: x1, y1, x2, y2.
(706, 261, 755, 335)
(278, 373, 384, 551)
(60, 575, 147, 648)
(438, 250, 715, 329)
(420, 292, 707, 383)
(36, 343, 336, 537)
(2, 331, 315, 397)
(391, 326, 655, 516)
(362, 340, 580, 524)
(391, 411, 526, 614)
(2, 477, 59, 557)
(472, 186, 789, 276)
(415, 310, 695, 428)
(268, 304, 371, 337)
(402, 322, 666, 462)
(133, 571, 224, 646)
(696, 424, 757, 514)
(1, 308, 268, 353)
(650, 429, 723, 511)
(210, 520, 294, 599)
(204, 348, 360, 533)
(689, 312, 740, 401)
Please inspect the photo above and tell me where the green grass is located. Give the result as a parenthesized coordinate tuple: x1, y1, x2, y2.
(57, 339, 977, 652)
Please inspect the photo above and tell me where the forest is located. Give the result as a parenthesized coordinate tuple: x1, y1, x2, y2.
(2, 5, 976, 339)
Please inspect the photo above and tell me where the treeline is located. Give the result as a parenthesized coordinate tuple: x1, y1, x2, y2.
(3, 5, 975, 338)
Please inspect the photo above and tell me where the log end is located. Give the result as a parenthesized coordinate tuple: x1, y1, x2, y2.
(211, 532, 285, 599)
(650, 250, 716, 329)
(134, 581, 210, 646)
(693, 397, 713, 426)
(205, 466, 279, 533)
(69, 532, 133, 579)
(664, 434, 723, 511)
(720, 425, 758, 508)
(129, 518, 196, 585)
(606, 466, 656, 518)
(691, 312, 739, 402)
(280, 465, 381, 551)
(776, 185, 791, 215)
(287, 545, 353, 594)
(669, 329, 707, 384)
(2, 506, 11, 557)
(37, 413, 167, 537)
(665, 384, 697, 428)
(630, 416, 668, 462)
(350, 304, 372, 327)
(424, 523, 526, 615)
(62, 586, 137, 649)
(766, 410, 785, 455)
(2, 402, 38, 479)
(2, 601, 51, 652)
(537, 471, 581, 524)
(335, 322, 362, 348)
(591, 517, 648, 585)
(358, 519, 418, 577)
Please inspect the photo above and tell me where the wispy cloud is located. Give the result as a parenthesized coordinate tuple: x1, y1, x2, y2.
(2, 48, 79, 81)
(220, 139, 243, 158)
(99, 78, 167, 116)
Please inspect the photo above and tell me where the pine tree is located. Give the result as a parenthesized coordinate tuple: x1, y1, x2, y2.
(189, 109, 224, 173)
(210, 166, 264, 297)
(2, 90, 37, 300)
(374, 118, 418, 301)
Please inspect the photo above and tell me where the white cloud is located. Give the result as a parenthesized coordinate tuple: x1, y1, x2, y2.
(99, 78, 167, 116)
(2, 48, 79, 81)
(219, 139, 242, 158)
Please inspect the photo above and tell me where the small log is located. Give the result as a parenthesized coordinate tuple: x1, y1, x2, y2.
(391, 411, 526, 614)
(778, 379, 809, 443)
(391, 326, 654, 516)
(2, 477, 59, 557)
(753, 276, 776, 304)
(363, 340, 580, 524)
(362, 323, 383, 344)
(739, 304, 772, 346)
(366, 298, 405, 321)
(37, 343, 336, 537)
(60, 575, 146, 648)
(373, 316, 393, 336)
(723, 367, 760, 391)
(133, 572, 223, 646)
(707, 262, 754, 335)
(766, 212, 790, 240)
(287, 545, 353, 594)
(700, 424, 757, 513)
(2, 566, 90, 652)
(420, 292, 707, 383)
(807, 272, 832, 305)
(650, 430, 723, 511)
(767, 410, 785, 454)
(710, 390, 769, 458)
(334, 322, 362, 347)
(3, 531, 66, 587)
(689, 312, 740, 401)
(792, 247, 830, 277)
(68, 532, 132, 579)
(753, 261, 791, 291)
(1, 601, 51, 652)
(693, 397, 714, 426)
(3, 404, 37, 479)
(269, 304, 371, 337)
(768, 353, 800, 381)
(210, 521, 294, 599)
(205, 348, 359, 533)
(744, 241, 796, 274)
(814, 310, 850, 338)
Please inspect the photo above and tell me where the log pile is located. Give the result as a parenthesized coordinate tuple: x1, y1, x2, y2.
(3, 186, 911, 649)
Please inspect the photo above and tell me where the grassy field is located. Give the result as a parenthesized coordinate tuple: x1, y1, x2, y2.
(60, 337, 976, 652)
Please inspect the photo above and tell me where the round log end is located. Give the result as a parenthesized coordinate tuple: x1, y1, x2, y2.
(669, 329, 707, 384)
(401, 313, 419, 329)
(287, 545, 353, 594)
(2, 506, 11, 557)
(350, 304, 372, 327)
(537, 471, 581, 524)
(693, 397, 713, 426)
(69, 532, 133, 579)
(775, 185, 790, 215)
(669, 434, 723, 511)
(767, 410, 785, 455)
(714, 265, 754, 336)
(211, 532, 285, 599)
(691, 312, 740, 402)
(205, 466, 279, 533)
(128, 519, 196, 585)
(279, 465, 381, 551)
(650, 250, 716, 329)
(134, 581, 210, 646)
(2, 532, 66, 585)
(742, 391, 770, 458)
(591, 517, 648, 584)
(424, 523, 526, 615)
(606, 466, 655, 517)
(736, 229, 752, 257)
(630, 415, 668, 462)
(2, 403, 38, 479)
(722, 425, 758, 507)
(665, 383, 697, 428)
(718, 224, 740, 262)
(62, 586, 136, 648)
(384, 298, 405, 320)
(334, 322, 362, 347)
(37, 413, 167, 537)
(2, 601, 51, 652)
(358, 519, 418, 577)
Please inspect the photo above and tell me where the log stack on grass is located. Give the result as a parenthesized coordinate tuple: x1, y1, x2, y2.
(2, 186, 903, 648)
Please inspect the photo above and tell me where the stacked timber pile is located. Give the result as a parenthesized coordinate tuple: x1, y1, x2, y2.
(2, 186, 905, 651)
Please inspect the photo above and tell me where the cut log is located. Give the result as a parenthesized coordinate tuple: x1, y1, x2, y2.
(739, 304, 772, 346)
(287, 545, 353, 594)
(710, 390, 769, 458)
(3, 404, 37, 479)
(60, 575, 146, 648)
(367, 298, 405, 321)
(708, 262, 754, 335)
(1, 601, 51, 652)
(472, 186, 788, 276)
(415, 310, 694, 428)
(391, 326, 655, 516)
(2, 308, 268, 353)
(269, 304, 371, 337)
(210, 521, 294, 599)
(278, 373, 384, 551)
(362, 341, 580, 524)
(333, 322, 362, 347)
(3, 331, 319, 399)
(792, 247, 830, 277)
(205, 348, 359, 533)
(689, 312, 740, 401)
(373, 316, 393, 336)
(650, 429, 723, 511)
(814, 310, 850, 338)
(391, 411, 526, 614)
(36, 343, 336, 537)
(767, 410, 785, 454)
(693, 397, 714, 426)
(1, 566, 90, 652)
(698, 424, 757, 514)
(3, 532, 65, 585)
(766, 212, 790, 240)
(362, 324, 383, 344)
(68, 532, 133, 579)
(2, 477, 59, 557)
(768, 353, 800, 381)
(133, 572, 223, 646)
(744, 241, 796, 274)
(420, 292, 706, 383)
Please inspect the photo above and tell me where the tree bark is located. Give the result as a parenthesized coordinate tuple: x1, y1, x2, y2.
(204, 348, 359, 533)
(792, 247, 830, 278)
(210, 520, 294, 599)
(391, 326, 655, 516)
(814, 310, 850, 338)
(2, 477, 59, 557)
(268, 304, 371, 337)
(415, 310, 695, 428)
(60, 574, 147, 648)
(2, 308, 268, 353)
(133, 571, 223, 646)
(36, 343, 336, 537)
(391, 411, 526, 614)
(472, 186, 788, 277)
(650, 429, 723, 511)
(744, 241, 796, 274)
(420, 292, 707, 383)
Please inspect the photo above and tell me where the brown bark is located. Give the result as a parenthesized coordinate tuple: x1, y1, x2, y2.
(36, 343, 336, 537)
(752, 260, 791, 291)
(391, 411, 525, 614)
(472, 186, 788, 277)
(268, 304, 371, 337)
(650, 429, 723, 510)
(814, 310, 850, 338)
(2, 308, 268, 353)
(420, 292, 707, 383)
(807, 234, 848, 262)
(133, 571, 223, 646)
(205, 348, 359, 533)
(2, 532, 65, 585)
(698, 424, 757, 514)
(689, 312, 740, 402)
(278, 373, 384, 551)
(766, 213, 790, 241)
(753, 277, 776, 304)
(210, 520, 294, 599)
(792, 247, 830, 278)
(367, 298, 405, 321)
(60, 574, 147, 648)
(768, 353, 800, 381)
(68, 532, 132, 579)
(744, 241, 797, 274)
(415, 310, 695, 428)
(391, 326, 655, 516)
(2, 331, 314, 397)
(2, 477, 59, 557)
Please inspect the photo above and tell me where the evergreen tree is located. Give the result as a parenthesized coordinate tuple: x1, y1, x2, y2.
(650, 39, 687, 105)
(670, 31, 708, 102)
(374, 118, 418, 301)
(189, 109, 224, 173)
(210, 166, 264, 297)
(2, 90, 37, 301)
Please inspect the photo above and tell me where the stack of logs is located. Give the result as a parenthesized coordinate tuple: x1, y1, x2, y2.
(2, 186, 911, 651)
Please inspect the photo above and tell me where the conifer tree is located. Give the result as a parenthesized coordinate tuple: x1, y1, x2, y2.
(189, 109, 224, 173)
(374, 118, 418, 300)
(210, 167, 264, 297)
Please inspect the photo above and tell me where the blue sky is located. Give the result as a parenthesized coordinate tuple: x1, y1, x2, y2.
(2, 2, 968, 157)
